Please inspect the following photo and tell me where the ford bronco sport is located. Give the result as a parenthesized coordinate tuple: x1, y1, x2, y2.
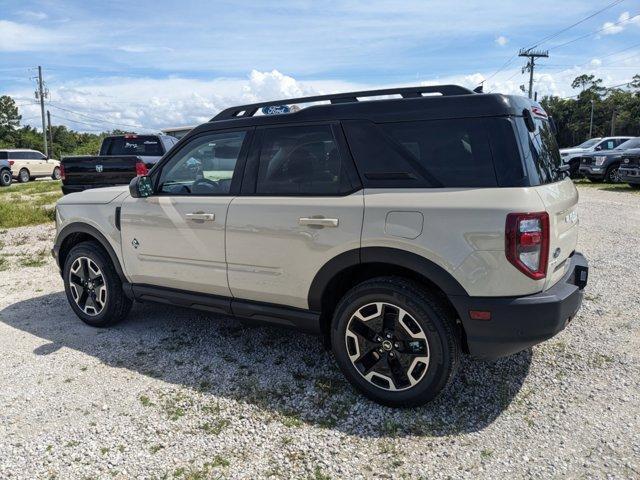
(52, 85, 588, 407)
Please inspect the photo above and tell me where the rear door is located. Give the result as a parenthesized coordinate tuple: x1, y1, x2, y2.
(226, 123, 363, 310)
(120, 128, 252, 296)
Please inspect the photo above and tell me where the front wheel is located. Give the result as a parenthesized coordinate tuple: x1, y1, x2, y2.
(605, 164, 622, 183)
(63, 241, 132, 327)
(0, 169, 12, 187)
(331, 277, 460, 407)
(52, 167, 61, 180)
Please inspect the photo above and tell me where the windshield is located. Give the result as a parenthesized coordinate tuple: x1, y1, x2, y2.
(576, 138, 600, 148)
(615, 138, 640, 150)
(516, 117, 563, 185)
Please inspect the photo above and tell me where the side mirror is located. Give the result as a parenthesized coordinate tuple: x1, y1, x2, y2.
(129, 175, 153, 198)
(595, 145, 602, 151)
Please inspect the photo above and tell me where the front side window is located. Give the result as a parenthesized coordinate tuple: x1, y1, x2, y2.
(158, 131, 246, 195)
(599, 140, 616, 151)
(255, 125, 350, 195)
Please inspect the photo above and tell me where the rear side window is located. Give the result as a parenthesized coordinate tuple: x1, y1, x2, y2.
(254, 125, 352, 195)
(0, 152, 7, 160)
(343, 119, 497, 188)
(515, 117, 562, 185)
(106, 136, 164, 156)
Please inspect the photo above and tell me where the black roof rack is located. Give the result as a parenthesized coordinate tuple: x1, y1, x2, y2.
(211, 84, 474, 121)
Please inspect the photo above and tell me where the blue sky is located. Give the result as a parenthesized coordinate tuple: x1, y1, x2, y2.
(1, 0, 639, 132)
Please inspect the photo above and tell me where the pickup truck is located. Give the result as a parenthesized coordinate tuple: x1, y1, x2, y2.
(60, 134, 178, 194)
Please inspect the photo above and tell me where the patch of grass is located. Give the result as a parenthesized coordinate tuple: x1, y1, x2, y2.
(172, 459, 228, 480)
(210, 455, 230, 468)
(480, 448, 493, 459)
(139, 395, 153, 407)
(150, 444, 164, 454)
(0, 257, 8, 271)
(100, 447, 110, 455)
(574, 179, 640, 194)
(280, 410, 303, 428)
(198, 419, 230, 435)
(0, 181, 62, 228)
(312, 466, 331, 480)
(18, 249, 49, 268)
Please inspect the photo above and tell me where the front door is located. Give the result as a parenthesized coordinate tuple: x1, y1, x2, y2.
(226, 123, 364, 310)
(120, 129, 252, 297)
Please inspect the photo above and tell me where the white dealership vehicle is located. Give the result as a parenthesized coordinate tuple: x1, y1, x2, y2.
(0, 149, 61, 182)
(52, 86, 588, 406)
(559, 137, 631, 177)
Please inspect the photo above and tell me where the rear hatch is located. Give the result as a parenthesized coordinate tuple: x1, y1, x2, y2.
(515, 108, 579, 290)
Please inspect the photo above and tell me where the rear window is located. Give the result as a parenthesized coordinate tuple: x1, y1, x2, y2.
(515, 117, 562, 185)
(105, 136, 164, 156)
(343, 119, 497, 188)
(0, 152, 7, 160)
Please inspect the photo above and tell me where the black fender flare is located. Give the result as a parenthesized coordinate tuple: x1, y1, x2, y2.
(307, 247, 468, 311)
(54, 223, 127, 282)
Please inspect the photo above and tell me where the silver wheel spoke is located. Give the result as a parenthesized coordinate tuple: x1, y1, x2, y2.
(345, 301, 430, 392)
(68, 256, 107, 317)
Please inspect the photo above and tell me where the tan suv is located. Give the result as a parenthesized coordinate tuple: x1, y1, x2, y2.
(0, 149, 61, 183)
(52, 86, 589, 406)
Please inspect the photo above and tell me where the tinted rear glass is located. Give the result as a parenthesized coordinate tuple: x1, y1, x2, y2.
(343, 118, 497, 188)
(515, 117, 562, 185)
(0, 152, 7, 160)
(106, 137, 163, 156)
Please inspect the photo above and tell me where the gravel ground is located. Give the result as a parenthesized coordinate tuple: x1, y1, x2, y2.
(0, 185, 638, 480)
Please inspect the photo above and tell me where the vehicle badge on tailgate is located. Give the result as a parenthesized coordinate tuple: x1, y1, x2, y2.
(96, 164, 103, 173)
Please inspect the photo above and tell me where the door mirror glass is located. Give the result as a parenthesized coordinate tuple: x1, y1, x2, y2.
(130, 175, 153, 198)
(595, 145, 602, 151)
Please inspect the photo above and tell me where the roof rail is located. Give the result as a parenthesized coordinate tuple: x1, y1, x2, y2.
(211, 84, 474, 121)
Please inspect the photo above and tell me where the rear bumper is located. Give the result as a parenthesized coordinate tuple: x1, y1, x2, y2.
(619, 167, 640, 184)
(61, 184, 119, 195)
(449, 252, 588, 360)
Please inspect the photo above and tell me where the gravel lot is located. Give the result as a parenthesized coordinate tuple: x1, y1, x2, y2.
(0, 185, 638, 479)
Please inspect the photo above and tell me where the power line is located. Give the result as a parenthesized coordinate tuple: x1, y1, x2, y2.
(549, 12, 640, 51)
(48, 113, 123, 132)
(485, 1, 626, 83)
(526, 0, 626, 50)
(46, 102, 154, 131)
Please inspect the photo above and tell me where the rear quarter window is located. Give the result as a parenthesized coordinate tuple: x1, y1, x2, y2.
(515, 117, 562, 185)
(343, 118, 497, 188)
(0, 152, 7, 160)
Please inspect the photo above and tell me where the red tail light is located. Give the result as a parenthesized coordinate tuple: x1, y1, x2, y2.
(9, 160, 14, 166)
(59, 164, 66, 180)
(135, 161, 149, 176)
(505, 212, 549, 280)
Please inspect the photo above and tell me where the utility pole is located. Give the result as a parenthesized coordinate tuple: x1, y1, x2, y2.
(610, 109, 617, 136)
(47, 110, 54, 159)
(589, 100, 595, 138)
(519, 49, 549, 99)
(34, 66, 49, 157)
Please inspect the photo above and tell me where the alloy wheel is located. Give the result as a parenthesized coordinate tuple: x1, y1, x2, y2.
(608, 166, 621, 183)
(68, 256, 107, 316)
(19, 170, 29, 182)
(1, 171, 11, 185)
(344, 302, 430, 391)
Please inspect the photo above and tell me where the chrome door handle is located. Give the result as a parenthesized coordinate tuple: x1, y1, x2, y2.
(299, 217, 339, 227)
(186, 212, 215, 221)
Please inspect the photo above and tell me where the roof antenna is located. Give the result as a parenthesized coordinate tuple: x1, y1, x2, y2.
(473, 82, 484, 93)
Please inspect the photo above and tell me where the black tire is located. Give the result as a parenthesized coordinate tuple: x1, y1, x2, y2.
(605, 164, 622, 183)
(63, 241, 132, 327)
(0, 169, 11, 187)
(331, 277, 460, 407)
(587, 176, 600, 183)
(18, 168, 30, 183)
(52, 166, 61, 180)
(629, 183, 640, 189)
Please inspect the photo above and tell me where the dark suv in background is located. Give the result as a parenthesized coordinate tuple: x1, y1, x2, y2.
(579, 137, 640, 183)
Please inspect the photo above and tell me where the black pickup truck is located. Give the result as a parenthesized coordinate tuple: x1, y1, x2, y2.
(61, 134, 178, 194)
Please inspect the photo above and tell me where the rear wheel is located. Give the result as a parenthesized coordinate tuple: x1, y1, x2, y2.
(63, 241, 132, 327)
(605, 164, 622, 183)
(0, 169, 11, 187)
(629, 183, 640, 189)
(18, 168, 30, 183)
(331, 277, 460, 407)
(52, 166, 61, 180)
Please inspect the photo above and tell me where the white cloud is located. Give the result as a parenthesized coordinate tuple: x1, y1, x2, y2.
(495, 35, 509, 46)
(10, 64, 638, 134)
(17, 10, 48, 21)
(590, 58, 602, 67)
(601, 11, 640, 35)
(0, 21, 73, 51)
